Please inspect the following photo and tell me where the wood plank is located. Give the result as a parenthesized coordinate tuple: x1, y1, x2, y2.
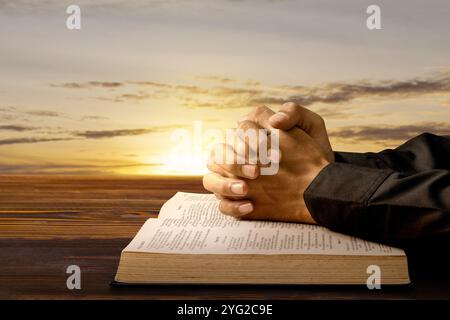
(2, 238, 448, 300)
(1, 175, 449, 299)
(0, 175, 204, 240)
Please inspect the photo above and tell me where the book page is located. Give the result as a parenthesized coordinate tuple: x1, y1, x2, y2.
(124, 192, 405, 256)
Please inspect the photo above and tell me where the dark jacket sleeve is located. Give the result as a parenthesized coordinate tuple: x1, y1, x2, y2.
(333, 133, 450, 174)
(303, 133, 450, 250)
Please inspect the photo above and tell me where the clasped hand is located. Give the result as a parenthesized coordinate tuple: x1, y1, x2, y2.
(203, 103, 334, 224)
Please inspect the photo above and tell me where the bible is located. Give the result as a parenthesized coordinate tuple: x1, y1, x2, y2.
(114, 192, 410, 285)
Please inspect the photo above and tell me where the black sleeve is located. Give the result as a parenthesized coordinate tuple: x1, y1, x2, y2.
(333, 133, 450, 173)
(303, 133, 450, 250)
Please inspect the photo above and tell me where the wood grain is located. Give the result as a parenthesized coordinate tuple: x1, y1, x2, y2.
(0, 175, 204, 240)
(0, 175, 449, 300)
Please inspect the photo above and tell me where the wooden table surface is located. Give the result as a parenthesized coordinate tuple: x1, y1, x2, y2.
(0, 175, 449, 300)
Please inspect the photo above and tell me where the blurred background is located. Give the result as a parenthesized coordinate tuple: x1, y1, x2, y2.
(1, 0, 449, 175)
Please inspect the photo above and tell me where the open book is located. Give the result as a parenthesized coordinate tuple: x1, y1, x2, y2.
(114, 192, 410, 285)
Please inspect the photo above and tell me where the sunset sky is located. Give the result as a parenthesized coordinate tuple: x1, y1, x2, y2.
(1, 0, 450, 175)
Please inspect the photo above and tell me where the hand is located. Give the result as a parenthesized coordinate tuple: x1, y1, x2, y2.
(241, 102, 334, 163)
(203, 105, 331, 223)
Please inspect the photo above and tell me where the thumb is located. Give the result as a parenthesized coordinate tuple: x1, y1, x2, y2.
(269, 102, 334, 160)
(269, 102, 317, 132)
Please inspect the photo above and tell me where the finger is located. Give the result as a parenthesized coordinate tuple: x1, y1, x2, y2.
(208, 160, 260, 179)
(219, 199, 254, 218)
(269, 102, 332, 153)
(207, 142, 259, 179)
(240, 107, 283, 163)
(269, 102, 325, 135)
(208, 142, 236, 167)
(236, 120, 267, 164)
(238, 105, 276, 130)
(202, 172, 248, 197)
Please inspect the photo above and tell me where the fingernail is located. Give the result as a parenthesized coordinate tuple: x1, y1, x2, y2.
(230, 182, 245, 195)
(270, 112, 288, 124)
(242, 165, 258, 178)
(238, 203, 253, 215)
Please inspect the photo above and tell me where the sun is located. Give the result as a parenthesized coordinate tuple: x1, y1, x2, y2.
(151, 152, 209, 176)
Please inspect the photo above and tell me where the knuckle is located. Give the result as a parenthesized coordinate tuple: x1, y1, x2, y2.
(285, 101, 297, 106)
(219, 200, 232, 215)
(314, 115, 325, 127)
(226, 162, 238, 171)
(220, 181, 230, 194)
(202, 175, 210, 189)
(218, 200, 226, 212)
(283, 101, 298, 112)
(238, 119, 256, 131)
(206, 160, 215, 172)
(253, 105, 269, 115)
(210, 143, 226, 164)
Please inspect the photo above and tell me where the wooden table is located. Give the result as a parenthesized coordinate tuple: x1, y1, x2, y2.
(0, 175, 449, 300)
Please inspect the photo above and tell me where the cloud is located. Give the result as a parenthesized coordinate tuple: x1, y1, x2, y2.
(74, 124, 180, 139)
(80, 115, 110, 121)
(246, 96, 285, 106)
(0, 137, 74, 146)
(182, 101, 218, 109)
(74, 128, 158, 139)
(0, 124, 35, 132)
(245, 80, 261, 87)
(0, 106, 20, 121)
(0, 121, 181, 145)
(174, 85, 211, 95)
(110, 92, 150, 102)
(0, 106, 17, 112)
(128, 81, 172, 88)
(0, 106, 63, 121)
(330, 122, 450, 142)
(191, 73, 450, 109)
(0, 128, 152, 145)
(246, 74, 450, 108)
(51, 81, 124, 89)
(209, 87, 261, 96)
(51, 79, 264, 104)
(286, 76, 450, 106)
(25, 110, 60, 117)
(49, 72, 450, 115)
(313, 105, 358, 119)
(195, 75, 236, 84)
(0, 124, 182, 146)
